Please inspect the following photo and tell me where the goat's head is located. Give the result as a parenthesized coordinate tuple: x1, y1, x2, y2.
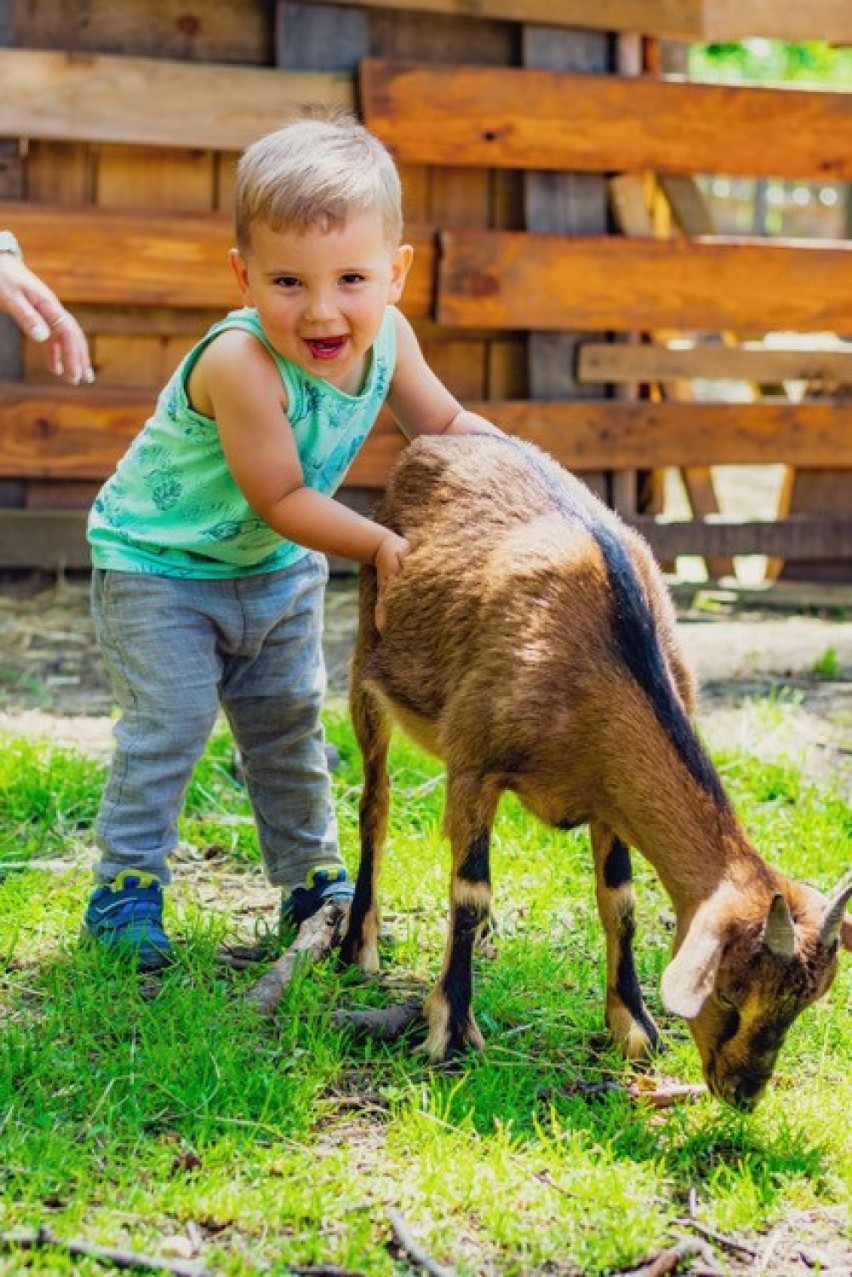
(661, 877, 852, 1111)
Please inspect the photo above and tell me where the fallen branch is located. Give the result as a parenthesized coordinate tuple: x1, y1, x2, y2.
(386, 1208, 456, 1277)
(561, 1078, 707, 1107)
(332, 998, 424, 1041)
(0, 1226, 209, 1276)
(621, 1237, 722, 1277)
(288, 1267, 366, 1276)
(673, 1217, 759, 1259)
(244, 902, 349, 1016)
(627, 1080, 707, 1108)
(215, 940, 271, 970)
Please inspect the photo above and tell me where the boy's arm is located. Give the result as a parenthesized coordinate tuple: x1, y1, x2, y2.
(386, 309, 504, 439)
(200, 330, 409, 590)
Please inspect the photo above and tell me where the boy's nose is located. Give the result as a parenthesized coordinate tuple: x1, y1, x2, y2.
(304, 290, 337, 321)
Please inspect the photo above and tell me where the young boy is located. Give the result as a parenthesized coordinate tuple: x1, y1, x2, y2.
(83, 114, 499, 969)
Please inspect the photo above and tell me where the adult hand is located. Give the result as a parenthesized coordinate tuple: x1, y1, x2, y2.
(0, 249, 94, 385)
(373, 532, 411, 631)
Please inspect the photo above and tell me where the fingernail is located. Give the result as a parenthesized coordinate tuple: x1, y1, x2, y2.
(31, 322, 50, 342)
(72, 374, 81, 386)
(85, 368, 96, 383)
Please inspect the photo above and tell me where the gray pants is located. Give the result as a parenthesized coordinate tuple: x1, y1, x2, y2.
(91, 553, 340, 891)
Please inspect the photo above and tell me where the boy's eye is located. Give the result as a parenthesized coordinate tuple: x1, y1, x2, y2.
(340, 272, 366, 285)
(274, 276, 300, 289)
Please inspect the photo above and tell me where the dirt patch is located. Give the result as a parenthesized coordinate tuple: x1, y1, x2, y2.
(3, 574, 852, 799)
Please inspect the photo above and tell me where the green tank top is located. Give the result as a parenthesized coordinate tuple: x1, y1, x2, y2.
(88, 307, 396, 577)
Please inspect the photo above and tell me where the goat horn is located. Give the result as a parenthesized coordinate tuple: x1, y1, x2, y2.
(763, 893, 795, 959)
(819, 881, 852, 950)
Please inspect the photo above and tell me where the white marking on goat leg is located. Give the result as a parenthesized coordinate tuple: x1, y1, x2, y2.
(606, 1000, 657, 1060)
(356, 917, 381, 976)
(453, 879, 491, 911)
(423, 987, 452, 1060)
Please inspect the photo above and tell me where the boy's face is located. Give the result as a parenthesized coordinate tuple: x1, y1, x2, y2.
(229, 210, 412, 394)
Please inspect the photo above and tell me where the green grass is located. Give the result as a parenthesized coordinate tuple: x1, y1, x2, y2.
(1, 708, 850, 1275)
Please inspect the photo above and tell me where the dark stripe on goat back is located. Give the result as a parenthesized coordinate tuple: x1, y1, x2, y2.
(422, 436, 729, 810)
(474, 436, 728, 806)
(592, 525, 729, 809)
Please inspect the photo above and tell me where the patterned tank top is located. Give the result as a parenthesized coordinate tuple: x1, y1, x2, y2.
(87, 307, 395, 577)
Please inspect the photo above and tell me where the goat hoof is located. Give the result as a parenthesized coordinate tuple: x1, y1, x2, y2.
(608, 1005, 661, 1060)
(338, 926, 381, 974)
(423, 1003, 485, 1062)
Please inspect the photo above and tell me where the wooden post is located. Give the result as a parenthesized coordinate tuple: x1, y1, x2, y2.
(0, 0, 27, 514)
(521, 24, 611, 504)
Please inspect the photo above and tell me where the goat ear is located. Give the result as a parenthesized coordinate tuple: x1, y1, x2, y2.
(661, 923, 724, 1020)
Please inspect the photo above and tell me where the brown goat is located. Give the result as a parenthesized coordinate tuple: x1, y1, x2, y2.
(339, 434, 852, 1110)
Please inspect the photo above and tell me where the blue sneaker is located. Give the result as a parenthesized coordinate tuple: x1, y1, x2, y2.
(280, 866, 354, 933)
(83, 871, 174, 971)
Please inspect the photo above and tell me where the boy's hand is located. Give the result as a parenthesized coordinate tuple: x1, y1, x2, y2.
(373, 532, 411, 631)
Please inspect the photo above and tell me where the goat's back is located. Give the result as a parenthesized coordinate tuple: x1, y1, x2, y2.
(356, 435, 692, 769)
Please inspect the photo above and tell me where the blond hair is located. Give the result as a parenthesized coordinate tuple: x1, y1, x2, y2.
(235, 114, 403, 251)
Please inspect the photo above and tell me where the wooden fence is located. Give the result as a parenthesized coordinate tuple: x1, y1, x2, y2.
(1, 0, 850, 577)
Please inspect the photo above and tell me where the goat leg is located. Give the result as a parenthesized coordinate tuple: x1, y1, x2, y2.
(423, 773, 500, 1060)
(339, 675, 391, 974)
(591, 823, 660, 1059)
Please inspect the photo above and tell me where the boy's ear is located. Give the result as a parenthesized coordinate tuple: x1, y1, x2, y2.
(388, 243, 414, 304)
(229, 247, 252, 302)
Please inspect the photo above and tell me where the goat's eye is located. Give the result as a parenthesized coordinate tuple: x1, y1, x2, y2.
(716, 990, 738, 1010)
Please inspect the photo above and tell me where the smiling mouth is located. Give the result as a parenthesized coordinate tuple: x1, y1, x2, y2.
(305, 336, 347, 360)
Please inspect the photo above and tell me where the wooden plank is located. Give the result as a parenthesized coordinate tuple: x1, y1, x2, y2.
(606, 166, 728, 572)
(323, 0, 704, 38)
(5, 204, 239, 309)
(366, 5, 514, 64)
(309, 0, 852, 42)
(97, 144, 214, 212)
(522, 25, 610, 507)
(658, 175, 716, 236)
(0, 50, 353, 152)
(0, 509, 91, 570)
(74, 306, 223, 337)
(781, 470, 852, 581)
(0, 204, 436, 317)
(12, 0, 272, 64)
(439, 232, 852, 333)
(275, 1, 369, 71)
(0, 385, 149, 479)
(5, 388, 852, 482)
(578, 343, 852, 385)
(0, 10, 21, 392)
(670, 580, 852, 611)
(361, 61, 852, 183)
(630, 516, 852, 561)
(702, 0, 852, 43)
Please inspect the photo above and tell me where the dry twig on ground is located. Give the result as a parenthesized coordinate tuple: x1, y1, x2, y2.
(243, 902, 350, 1015)
(621, 1236, 722, 1276)
(386, 1208, 456, 1277)
(332, 997, 424, 1041)
(0, 1227, 209, 1276)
